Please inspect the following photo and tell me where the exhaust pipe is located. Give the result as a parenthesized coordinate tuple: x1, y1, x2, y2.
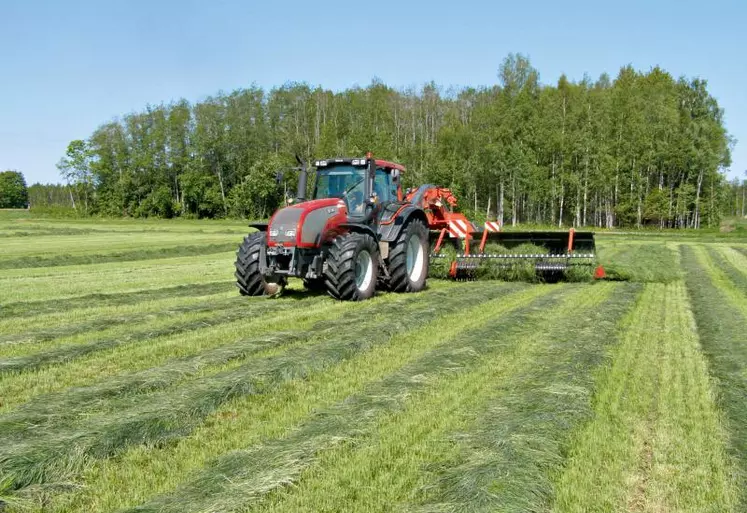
(296, 155, 308, 202)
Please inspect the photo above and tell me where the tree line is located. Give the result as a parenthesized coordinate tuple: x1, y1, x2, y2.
(50, 54, 736, 227)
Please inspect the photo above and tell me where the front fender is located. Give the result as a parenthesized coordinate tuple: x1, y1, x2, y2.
(338, 223, 378, 241)
(378, 206, 428, 242)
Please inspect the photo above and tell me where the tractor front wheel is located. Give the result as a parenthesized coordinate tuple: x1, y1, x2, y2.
(235, 232, 267, 296)
(388, 219, 429, 292)
(324, 232, 379, 301)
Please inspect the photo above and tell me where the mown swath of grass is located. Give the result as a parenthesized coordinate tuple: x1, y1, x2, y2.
(681, 244, 747, 506)
(0, 285, 459, 432)
(395, 284, 640, 513)
(721, 246, 747, 273)
(0, 289, 235, 343)
(553, 282, 737, 512)
(0, 253, 233, 303)
(692, 246, 747, 318)
(597, 241, 680, 282)
(733, 246, 747, 258)
(0, 282, 510, 493)
(708, 247, 747, 294)
(43, 284, 548, 513)
(0, 227, 96, 237)
(0, 281, 231, 319)
(0, 295, 282, 374)
(0, 292, 239, 350)
(0, 288, 295, 364)
(0, 231, 237, 260)
(250, 283, 636, 513)
(0, 243, 237, 270)
(0, 291, 343, 412)
(128, 284, 633, 513)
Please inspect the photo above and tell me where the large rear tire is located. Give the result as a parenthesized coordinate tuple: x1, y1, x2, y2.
(235, 232, 266, 296)
(324, 232, 379, 301)
(388, 219, 429, 292)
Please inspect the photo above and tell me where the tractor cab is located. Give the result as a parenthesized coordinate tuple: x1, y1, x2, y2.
(312, 156, 405, 221)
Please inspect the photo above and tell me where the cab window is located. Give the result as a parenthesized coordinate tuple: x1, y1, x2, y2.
(374, 169, 397, 203)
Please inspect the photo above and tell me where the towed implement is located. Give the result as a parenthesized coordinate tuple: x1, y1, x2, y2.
(405, 185, 598, 281)
(235, 155, 600, 301)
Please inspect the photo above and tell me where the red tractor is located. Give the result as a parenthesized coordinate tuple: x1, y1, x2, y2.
(235, 155, 599, 300)
(235, 154, 430, 301)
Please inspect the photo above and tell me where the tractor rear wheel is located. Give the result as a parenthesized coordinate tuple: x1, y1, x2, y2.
(388, 219, 429, 292)
(235, 232, 267, 296)
(324, 232, 379, 301)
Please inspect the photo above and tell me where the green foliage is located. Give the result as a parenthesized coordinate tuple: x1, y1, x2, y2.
(50, 57, 732, 226)
(0, 171, 28, 208)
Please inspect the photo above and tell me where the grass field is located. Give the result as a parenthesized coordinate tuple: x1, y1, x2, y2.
(1, 213, 746, 512)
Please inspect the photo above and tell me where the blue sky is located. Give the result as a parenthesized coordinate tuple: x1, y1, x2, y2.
(1, 0, 745, 184)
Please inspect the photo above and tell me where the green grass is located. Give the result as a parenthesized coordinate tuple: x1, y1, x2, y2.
(0, 282, 519, 493)
(680, 244, 747, 507)
(0, 212, 745, 512)
(553, 282, 738, 512)
(596, 240, 681, 282)
(46, 284, 553, 513)
(0, 243, 237, 269)
(125, 283, 608, 513)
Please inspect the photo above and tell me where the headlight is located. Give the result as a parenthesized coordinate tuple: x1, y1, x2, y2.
(269, 229, 279, 237)
(285, 229, 296, 237)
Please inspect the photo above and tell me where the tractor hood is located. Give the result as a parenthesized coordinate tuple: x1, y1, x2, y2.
(267, 198, 348, 248)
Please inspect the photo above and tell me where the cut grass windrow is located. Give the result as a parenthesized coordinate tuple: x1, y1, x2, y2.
(0, 232, 237, 259)
(0, 243, 238, 270)
(0, 294, 305, 374)
(253, 283, 639, 513)
(0, 284, 462, 431)
(0, 253, 233, 303)
(394, 283, 641, 513)
(0, 293, 240, 354)
(597, 241, 680, 283)
(707, 246, 747, 294)
(0, 292, 343, 412)
(724, 246, 747, 272)
(0, 282, 517, 493)
(0, 281, 231, 319)
(0, 290, 235, 344)
(692, 246, 747, 319)
(681, 244, 747, 506)
(44, 283, 552, 513)
(553, 282, 738, 513)
(126, 283, 635, 513)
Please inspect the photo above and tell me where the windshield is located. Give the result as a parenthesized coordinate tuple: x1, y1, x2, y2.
(313, 165, 368, 213)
